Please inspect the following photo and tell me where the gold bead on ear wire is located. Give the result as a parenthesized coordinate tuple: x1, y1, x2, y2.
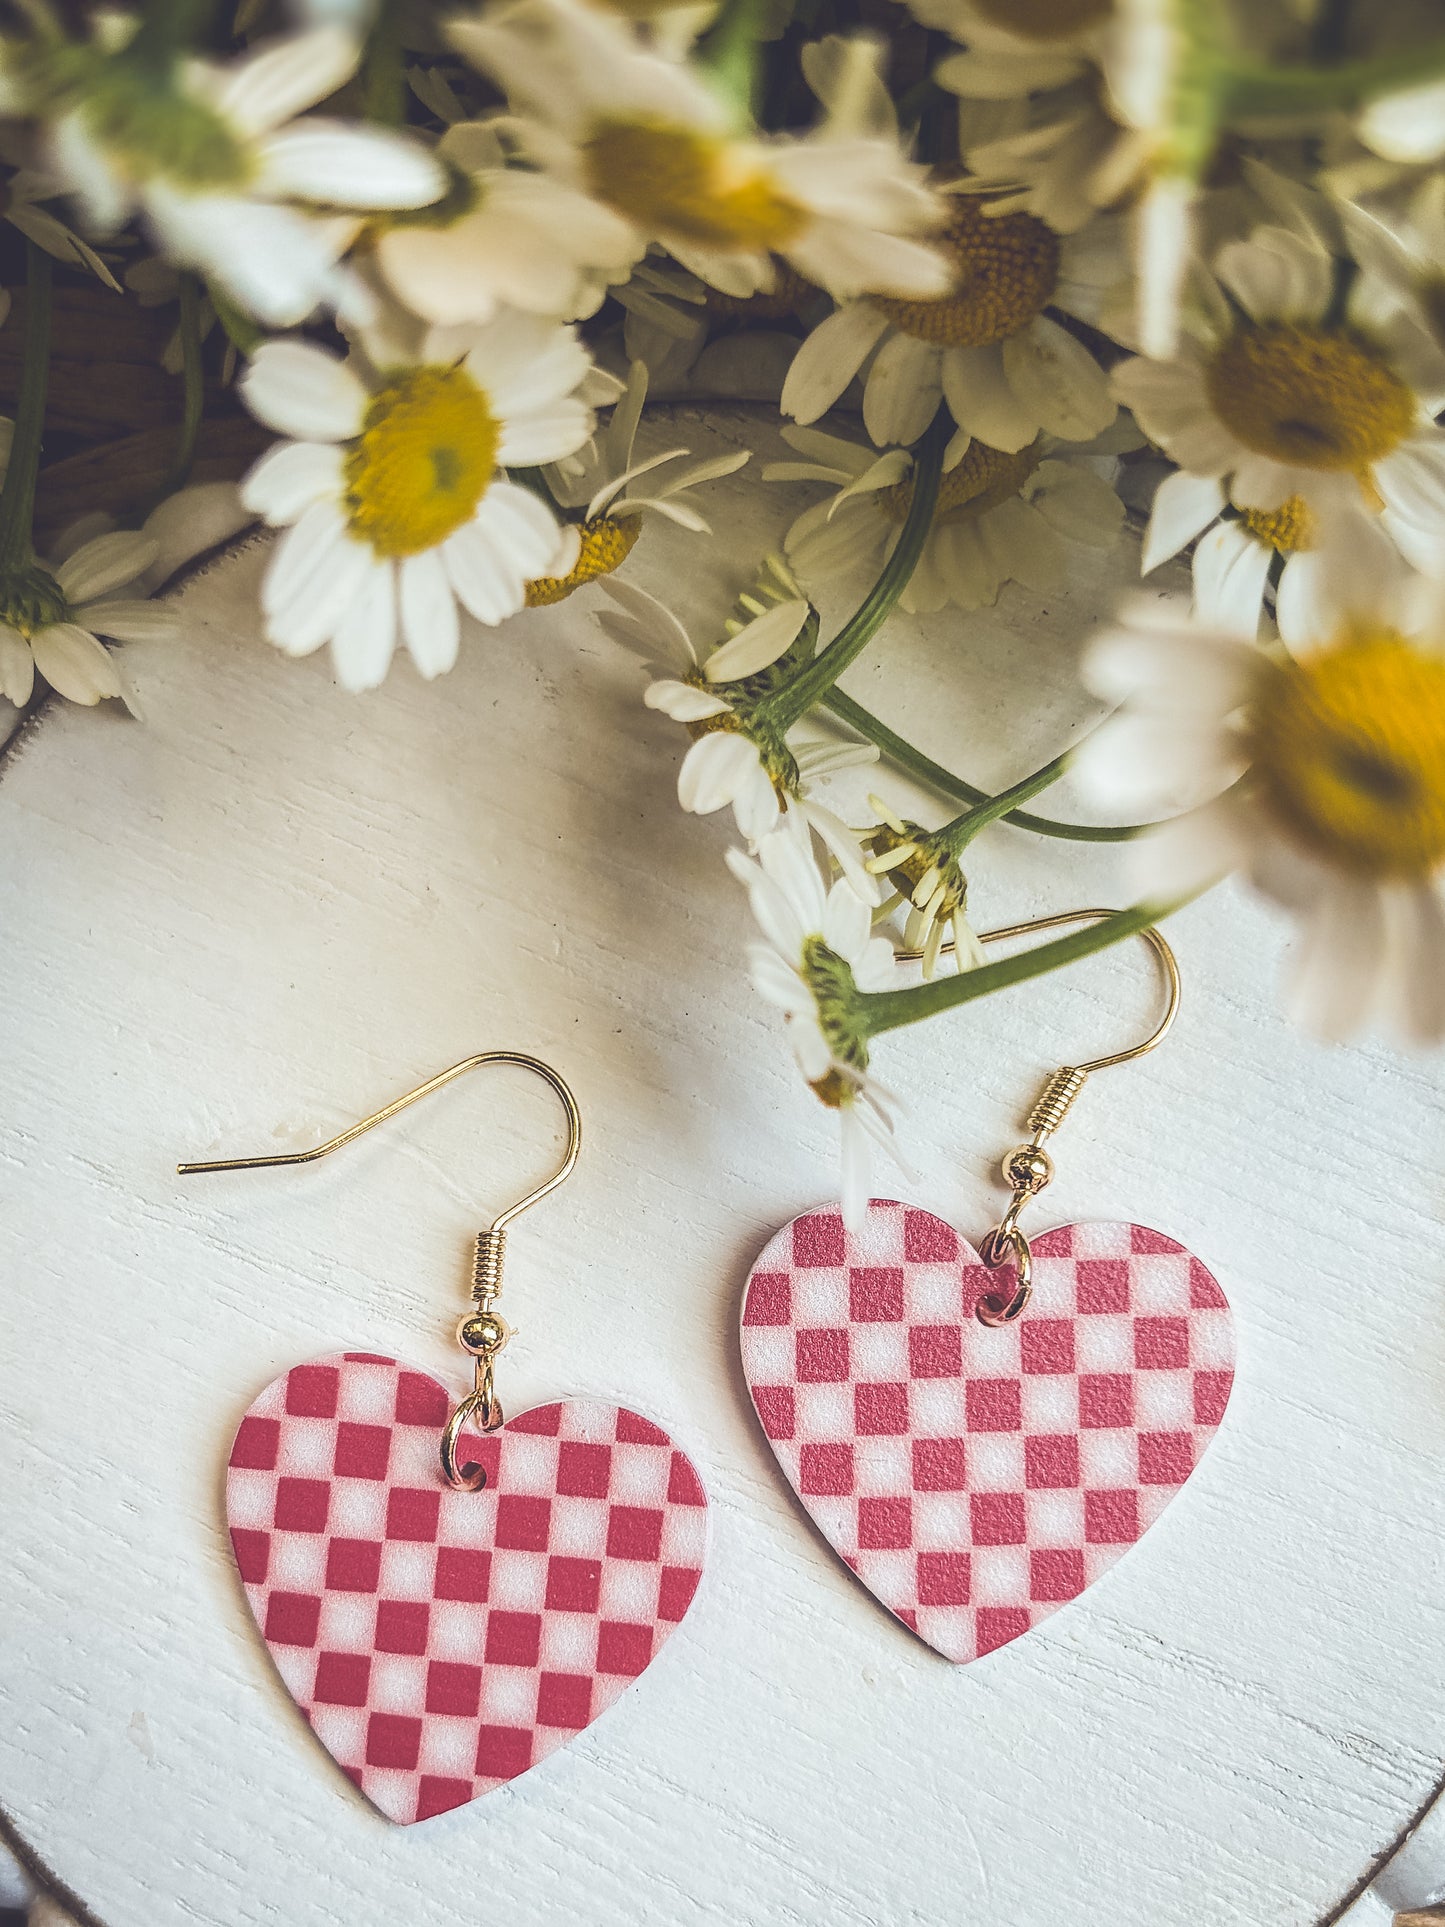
(179, 1050, 582, 1491)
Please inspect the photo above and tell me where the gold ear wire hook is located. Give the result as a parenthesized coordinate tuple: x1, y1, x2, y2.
(899, 909, 1180, 1326)
(179, 1051, 583, 1492)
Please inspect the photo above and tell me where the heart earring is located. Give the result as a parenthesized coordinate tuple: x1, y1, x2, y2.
(182, 1052, 708, 1824)
(739, 915, 1235, 1665)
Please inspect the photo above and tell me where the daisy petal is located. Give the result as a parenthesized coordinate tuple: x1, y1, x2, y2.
(329, 555, 397, 691)
(645, 679, 729, 722)
(476, 482, 567, 579)
(1142, 469, 1225, 572)
(801, 801, 879, 905)
(442, 521, 523, 626)
(30, 622, 124, 704)
(1282, 869, 1385, 1042)
(940, 342, 1036, 453)
(705, 599, 809, 681)
(863, 332, 943, 447)
(256, 121, 444, 210)
(0, 623, 34, 706)
(1391, 883, 1445, 1044)
(597, 579, 696, 670)
(242, 340, 366, 442)
(1002, 316, 1115, 442)
(677, 731, 764, 815)
(1125, 793, 1254, 901)
(214, 26, 360, 138)
(56, 531, 157, 602)
(263, 501, 373, 655)
(74, 600, 179, 643)
(399, 549, 460, 679)
(1215, 227, 1331, 327)
(241, 439, 345, 526)
(781, 302, 890, 425)
(838, 1108, 871, 1231)
(148, 188, 356, 330)
(1273, 550, 1331, 650)
(1191, 522, 1271, 638)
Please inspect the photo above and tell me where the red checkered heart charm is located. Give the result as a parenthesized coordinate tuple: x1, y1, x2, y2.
(225, 1353, 708, 1822)
(740, 1201, 1234, 1663)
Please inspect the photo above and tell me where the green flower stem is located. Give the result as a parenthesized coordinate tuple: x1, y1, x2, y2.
(764, 410, 947, 733)
(860, 899, 1190, 1038)
(696, 0, 766, 122)
(823, 688, 1155, 843)
(363, 3, 406, 127)
(0, 242, 52, 575)
(159, 273, 205, 499)
(937, 751, 1070, 853)
(1221, 35, 1445, 117)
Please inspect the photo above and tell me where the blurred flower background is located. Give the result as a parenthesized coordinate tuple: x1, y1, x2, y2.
(0, 0, 1442, 1214)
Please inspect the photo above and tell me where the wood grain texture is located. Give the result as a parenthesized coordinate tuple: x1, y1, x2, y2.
(2, 409, 1444, 1927)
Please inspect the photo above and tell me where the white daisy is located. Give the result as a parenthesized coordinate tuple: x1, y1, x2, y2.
(238, 310, 593, 689)
(864, 792, 989, 979)
(728, 815, 901, 1227)
(526, 358, 750, 603)
(595, 569, 880, 893)
(0, 530, 178, 714)
(1114, 223, 1445, 578)
(950, 80, 1143, 239)
(945, 0, 1282, 358)
(21, 24, 445, 324)
(780, 196, 1115, 454)
(1072, 524, 1445, 1042)
(372, 118, 642, 326)
(768, 422, 1125, 613)
(451, 2, 951, 303)
(1140, 472, 1353, 648)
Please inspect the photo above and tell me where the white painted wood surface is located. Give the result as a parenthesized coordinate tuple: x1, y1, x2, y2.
(3, 410, 1445, 1927)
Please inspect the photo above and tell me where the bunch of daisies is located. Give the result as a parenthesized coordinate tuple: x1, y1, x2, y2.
(0, 0, 1443, 1207)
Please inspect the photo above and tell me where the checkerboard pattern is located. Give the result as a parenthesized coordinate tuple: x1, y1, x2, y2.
(741, 1203, 1233, 1664)
(225, 1355, 707, 1823)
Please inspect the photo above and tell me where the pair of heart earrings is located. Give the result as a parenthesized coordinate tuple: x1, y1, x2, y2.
(183, 914, 1236, 1825)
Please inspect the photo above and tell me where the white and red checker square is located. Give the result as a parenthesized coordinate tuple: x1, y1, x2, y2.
(225, 1353, 708, 1822)
(740, 1202, 1234, 1664)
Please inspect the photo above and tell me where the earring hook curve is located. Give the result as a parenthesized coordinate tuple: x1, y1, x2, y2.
(898, 909, 1180, 1327)
(898, 906, 1180, 1070)
(181, 1051, 582, 1495)
(178, 1049, 582, 1231)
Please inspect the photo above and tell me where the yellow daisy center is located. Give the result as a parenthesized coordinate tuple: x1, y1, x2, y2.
(1252, 628, 1445, 875)
(874, 200, 1059, 348)
(969, 0, 1111, 39)
(1205, 326, 1415, 478)
(525, 516, 642, 606)
(344, 366, 498, 559)
(582, 118, 806, 252)
(1238, 494, 1317, 553)
(880, 439, 1041, 525)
